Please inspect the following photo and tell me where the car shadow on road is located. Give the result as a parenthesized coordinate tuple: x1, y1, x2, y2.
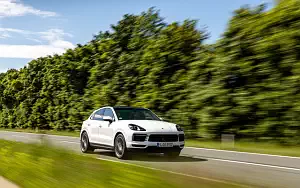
(94, 150, 207, 162)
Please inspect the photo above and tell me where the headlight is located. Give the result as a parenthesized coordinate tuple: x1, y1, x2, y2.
(128, 124, 146, 131)
(176, 125, 183, 131)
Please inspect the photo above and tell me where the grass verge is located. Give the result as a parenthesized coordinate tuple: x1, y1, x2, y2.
(187, 139, 300, 157)
(0, 128, 80, 137)
(1, 128, 300, 157)
(0, 139, 239, 188)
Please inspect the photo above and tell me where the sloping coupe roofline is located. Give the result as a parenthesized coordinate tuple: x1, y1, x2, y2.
(113, 106, 147, 110)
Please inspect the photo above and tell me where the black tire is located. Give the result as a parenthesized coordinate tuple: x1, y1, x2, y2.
(80, 132, 94, 153)
(114, 134, 129, 159)
(164, 150, 181, 158)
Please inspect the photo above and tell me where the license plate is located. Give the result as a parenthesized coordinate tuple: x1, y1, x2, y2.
(157, 142, 173, 147)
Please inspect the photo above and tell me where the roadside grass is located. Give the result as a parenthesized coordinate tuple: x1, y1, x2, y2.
(1, 128, 300, 157)
(186, 139, 300, 157)
(0, 140, 238, 188)
(0, 128, 80, 137)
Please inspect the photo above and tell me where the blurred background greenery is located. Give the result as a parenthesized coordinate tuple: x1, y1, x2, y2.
(1, 0, 300, 144)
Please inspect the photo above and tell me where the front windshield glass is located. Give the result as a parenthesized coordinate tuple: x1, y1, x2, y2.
(114, 108, 160, 121)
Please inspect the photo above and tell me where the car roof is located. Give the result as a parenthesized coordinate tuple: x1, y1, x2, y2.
(94, 106, 148, 112)
(113, 106, 147, 110)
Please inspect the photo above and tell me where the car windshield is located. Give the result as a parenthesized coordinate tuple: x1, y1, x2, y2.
(114, 108, 160, 121)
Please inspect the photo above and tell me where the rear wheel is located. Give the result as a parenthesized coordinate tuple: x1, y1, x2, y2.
(80, 132, 94, 153)
(114, 134, 129, 159)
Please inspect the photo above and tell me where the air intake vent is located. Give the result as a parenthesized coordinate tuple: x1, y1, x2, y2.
(132, 134, 147, 141)
(179, 134, 184, 141)
(148, 134, 178, 142)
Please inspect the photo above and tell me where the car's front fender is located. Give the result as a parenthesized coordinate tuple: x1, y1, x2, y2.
(113, 128, 129, 143)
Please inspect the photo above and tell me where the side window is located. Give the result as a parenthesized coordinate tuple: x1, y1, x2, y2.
(104, 108, 115, 120)
(144, 111, 154, 120)
(92, 109, 104, 120)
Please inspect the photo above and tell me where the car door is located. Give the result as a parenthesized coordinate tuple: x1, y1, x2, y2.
(89, 108, 104, 143)
(100, 108, 115, 146)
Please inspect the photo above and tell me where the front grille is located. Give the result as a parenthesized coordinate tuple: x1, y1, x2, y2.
(132, 134, 147, 142)
(148, 134, 178, 142)
(179, 134, 184, 141)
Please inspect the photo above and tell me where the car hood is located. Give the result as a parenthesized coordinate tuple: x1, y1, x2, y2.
(119, 120, 178, 132)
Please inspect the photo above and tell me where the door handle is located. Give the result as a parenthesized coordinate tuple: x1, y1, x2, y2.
(87, 124, 90, 126)
(99, 125, 102, 128)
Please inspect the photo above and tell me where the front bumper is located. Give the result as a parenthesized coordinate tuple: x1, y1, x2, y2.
(127, 141, 185, 148)
(126, 132, 185, 152)
(128, 145, 183, 153)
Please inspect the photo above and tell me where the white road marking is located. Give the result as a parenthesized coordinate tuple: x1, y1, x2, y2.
(186, 155, 300, 172)
(96, 157, 249, 187)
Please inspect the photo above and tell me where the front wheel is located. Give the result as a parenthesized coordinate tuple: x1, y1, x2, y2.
(80, 132, 94, 153)
(114, 134, 129, 159)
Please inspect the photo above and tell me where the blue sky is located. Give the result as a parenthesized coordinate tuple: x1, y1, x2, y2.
(0, 0, 273, 73)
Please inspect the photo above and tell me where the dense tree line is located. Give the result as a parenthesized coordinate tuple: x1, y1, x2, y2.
(1, 1, 300, 142)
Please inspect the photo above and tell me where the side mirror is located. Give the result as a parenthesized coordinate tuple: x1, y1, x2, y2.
(159, 117, 164, 121)
(103, 116, 113, 123)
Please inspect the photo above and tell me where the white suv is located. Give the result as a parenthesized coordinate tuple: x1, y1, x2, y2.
(80, 106, 185, 159)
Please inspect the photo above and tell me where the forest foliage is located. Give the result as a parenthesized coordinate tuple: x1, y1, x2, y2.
(1, 0, 300, 142)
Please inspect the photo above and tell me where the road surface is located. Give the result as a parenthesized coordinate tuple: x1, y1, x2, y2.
(1, 131, 300, 188)
(0, 177, 18, 188)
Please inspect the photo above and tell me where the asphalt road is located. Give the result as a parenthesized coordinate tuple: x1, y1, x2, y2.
(1, 131, 300, 188)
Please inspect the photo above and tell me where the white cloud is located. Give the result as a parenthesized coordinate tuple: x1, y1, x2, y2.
(0, 28, 73, 41)
(25, 37, 42, 43)
(0, 27, 75, 58)
(0, 0, 57, 17)
(0, 32, 10, 38)
(0, 44, 72, 58)
(38, 29, 72, 41)
(0, 27, 28, 38)
(50, 40, 74, 49)
(0, 27, 27, 33)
